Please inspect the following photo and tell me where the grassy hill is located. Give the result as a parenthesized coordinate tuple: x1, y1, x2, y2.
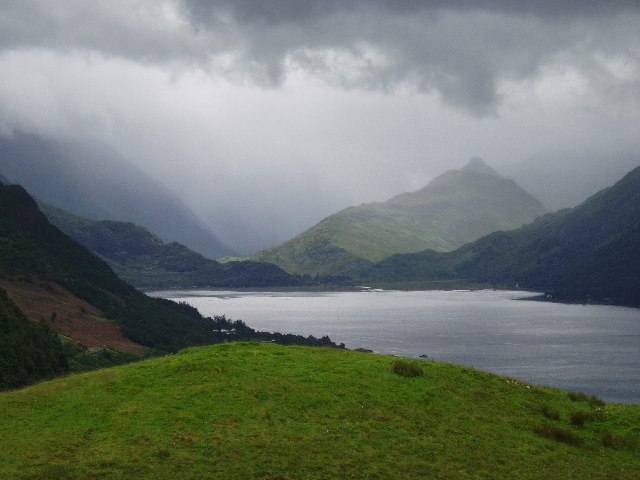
(1, 342, 638, 479)
(0, 132, 235, 259)
(254, 158, 546, 276)
(363, 166, 640, 307)
(39, 202, 300, 289)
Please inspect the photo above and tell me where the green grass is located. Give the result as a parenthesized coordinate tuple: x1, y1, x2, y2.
(1, 342, 639, 479)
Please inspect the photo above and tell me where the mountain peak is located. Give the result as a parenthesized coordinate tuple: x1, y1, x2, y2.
(461, 157, 499, 177)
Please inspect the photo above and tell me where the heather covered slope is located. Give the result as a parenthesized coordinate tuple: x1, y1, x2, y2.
(0, 342, 638, 479)
(40, 202, 299, 289)
(363, 166, 640, 307)
(0, 132, 235, 259)
(254, 158, 546, 275)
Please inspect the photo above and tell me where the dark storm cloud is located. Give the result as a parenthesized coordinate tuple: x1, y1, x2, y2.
(1, 1, 638, 114)
(181, 0, 640, 26)
(178, 0, 640, 113)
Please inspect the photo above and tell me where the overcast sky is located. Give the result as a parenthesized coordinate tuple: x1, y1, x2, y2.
(1, 1, 639, 253)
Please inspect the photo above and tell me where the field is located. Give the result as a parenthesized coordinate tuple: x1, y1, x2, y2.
(1, 342, 639, 479)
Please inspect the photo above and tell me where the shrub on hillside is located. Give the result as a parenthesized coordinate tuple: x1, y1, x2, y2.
(391, 360, 423, 378)
(533, 425, 582, 446)
(568, 391, 605, 408)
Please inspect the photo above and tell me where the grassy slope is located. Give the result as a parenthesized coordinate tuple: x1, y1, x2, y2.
(39, 202, 298, 289)
(254, 168, 546, 276)
(1, 342, 638, 479)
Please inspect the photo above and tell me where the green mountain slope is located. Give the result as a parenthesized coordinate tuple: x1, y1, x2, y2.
(363, 165, 640, 307)
(39, 202, 299, 289)
(1, 342, 638, 479)
(254, 158, 546, 275)
(0, 132, 235, 259)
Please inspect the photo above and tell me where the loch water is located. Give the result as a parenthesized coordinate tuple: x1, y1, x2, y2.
(152, 289, 640, 404)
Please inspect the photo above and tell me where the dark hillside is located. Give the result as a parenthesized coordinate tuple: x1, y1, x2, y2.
(0, 184, 218, 351)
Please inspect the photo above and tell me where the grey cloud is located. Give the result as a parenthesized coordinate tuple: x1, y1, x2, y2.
(0, 0, 639, 114)
(180, 0, 640, 26)
(176, 0, 640, 113)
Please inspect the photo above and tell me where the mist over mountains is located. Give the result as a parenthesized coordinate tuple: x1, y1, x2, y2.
(0, 133, 235, 260)
(500, 150, 640, 211)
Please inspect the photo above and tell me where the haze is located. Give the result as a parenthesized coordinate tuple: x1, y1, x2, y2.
(1, 1, 639, 254)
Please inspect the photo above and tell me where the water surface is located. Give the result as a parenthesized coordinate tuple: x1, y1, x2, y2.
(153, 289, 640, 403)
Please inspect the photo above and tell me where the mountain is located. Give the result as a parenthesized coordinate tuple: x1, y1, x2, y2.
(363, 166, 640, 307)
(39, 202, 299, 289)
(0, 132, 235, 259)
(500, 149, 640, 212)
(254, 158, 546, 276)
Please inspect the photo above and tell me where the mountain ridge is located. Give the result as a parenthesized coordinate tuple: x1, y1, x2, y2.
(38, 201, 301, 289)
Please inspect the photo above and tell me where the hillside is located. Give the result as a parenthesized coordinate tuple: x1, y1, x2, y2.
(0, 132, 235, 259)
(39, 202, 299, 289)
(254, 158, 546, 276)
(363, 166, 640, 307)
(1, 342, 638, 479)
(0, 184, 341, 377)
(0, 183, 226, 352)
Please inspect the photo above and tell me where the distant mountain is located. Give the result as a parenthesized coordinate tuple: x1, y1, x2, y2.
(500, 149, 640, 212)
(363, 166, 640, 307)
(39, 202, 299, 289)
(0, 132, 235, 259)
(254, 158, 546, 276)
